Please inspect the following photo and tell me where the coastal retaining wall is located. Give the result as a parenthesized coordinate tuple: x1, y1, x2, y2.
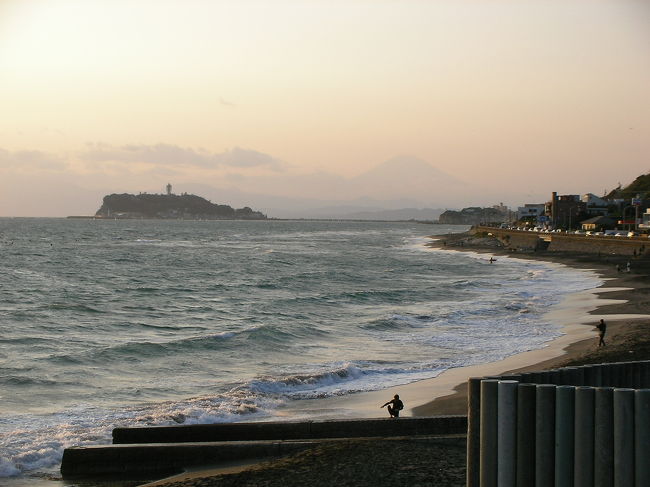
(61, 440, 314, 478)
(61, 416, 467, 479)
(474, 226, 649, 256)
(112, 415, 466, 444)
(466, 360, 650, 487)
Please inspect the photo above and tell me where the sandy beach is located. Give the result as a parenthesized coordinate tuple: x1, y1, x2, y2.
(141, 234, 650, 487)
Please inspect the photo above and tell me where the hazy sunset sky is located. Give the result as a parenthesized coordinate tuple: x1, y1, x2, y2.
(1, 0, 649, 216)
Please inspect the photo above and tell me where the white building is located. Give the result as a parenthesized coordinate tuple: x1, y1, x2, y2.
(517, 204, 545, 221)
(581, 193, 609, 215)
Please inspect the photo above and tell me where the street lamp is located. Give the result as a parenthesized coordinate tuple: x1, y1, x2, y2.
(622, 206, 634, 232)
(632, 195, 643, 231)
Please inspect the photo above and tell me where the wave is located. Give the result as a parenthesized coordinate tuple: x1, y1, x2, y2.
(0, 457, 20, 477)
(54, 325, 292, 364)
(334, 289, 412, 304)
(0, 336, 52, 346)
(131, 322, 207, 332)
(118, 286, 161, 294)
(44, 354, 86, 366)
(361, 314, 434, 331)
(0, 376, 60, 387)
(243, 363, 366, 397)
(237, 361, 450, 401)
(0, 359, 447, 479)
(449, 279, 480, 289)
(43, 303, 106, 314)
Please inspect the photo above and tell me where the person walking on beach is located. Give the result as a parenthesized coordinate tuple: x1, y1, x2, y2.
(381, 394, 404, 418)
(597, 319, 607, 347)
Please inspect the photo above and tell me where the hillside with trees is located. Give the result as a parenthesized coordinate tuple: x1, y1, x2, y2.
(95, 193, 267, 220)
(606, 173, 650, 200)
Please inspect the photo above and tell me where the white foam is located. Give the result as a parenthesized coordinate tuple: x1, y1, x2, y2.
(0, 456, 21, 477)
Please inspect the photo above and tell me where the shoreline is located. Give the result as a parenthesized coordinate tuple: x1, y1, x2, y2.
(413, 234, 650, 415)
(281, 255, 636, 419)
(277, 238, 644, 419)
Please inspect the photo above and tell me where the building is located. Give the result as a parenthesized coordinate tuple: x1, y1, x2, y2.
(639, 208, 650, 230)
(580, 216, 616, 232)
(580, 193, 609, 216)
(517, 204, 545, 222)
(547, 192, 587, 229)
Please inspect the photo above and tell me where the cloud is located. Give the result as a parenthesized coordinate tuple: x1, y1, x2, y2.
(79, 143, 283, 170)
(0, 148, 67, 171)
(216, 147, 281, 168)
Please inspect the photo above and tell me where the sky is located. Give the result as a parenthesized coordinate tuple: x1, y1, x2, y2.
(1, 0, 649, 216)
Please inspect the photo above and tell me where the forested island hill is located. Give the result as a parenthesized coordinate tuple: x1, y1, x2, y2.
(91, 188, 267, 220)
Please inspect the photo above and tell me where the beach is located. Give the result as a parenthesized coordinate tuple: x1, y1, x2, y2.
(140, 233, 650, 487)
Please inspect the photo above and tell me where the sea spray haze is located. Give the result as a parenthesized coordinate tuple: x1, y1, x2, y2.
(0, 219, 601, 482)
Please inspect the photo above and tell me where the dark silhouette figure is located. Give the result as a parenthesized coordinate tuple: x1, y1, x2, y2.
(381, 394, 404, 418)
(597, 319, 607, 347)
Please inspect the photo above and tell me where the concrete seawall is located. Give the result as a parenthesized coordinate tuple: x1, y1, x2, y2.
(61, 440, 316, 478)
(62, 415, 467, 480)
(112, 415, 466, 444)
(475, 226, 649, 256)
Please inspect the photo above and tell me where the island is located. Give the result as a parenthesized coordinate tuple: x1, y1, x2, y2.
(94, 190, 267, 220)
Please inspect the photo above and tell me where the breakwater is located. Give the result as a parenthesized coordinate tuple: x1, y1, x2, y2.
(61, 416, 467, 480)
(467, 360, 650, 487)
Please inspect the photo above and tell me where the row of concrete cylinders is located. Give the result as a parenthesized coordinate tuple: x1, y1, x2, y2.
(466, 361, 650, 487)
(496, 361, 650, 390)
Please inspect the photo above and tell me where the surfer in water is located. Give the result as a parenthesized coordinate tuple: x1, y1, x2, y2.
(381, 394, 404, 418)
(489, 257, 496, 264)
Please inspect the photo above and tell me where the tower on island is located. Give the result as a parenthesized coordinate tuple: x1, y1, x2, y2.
(166, 183, 172, 196)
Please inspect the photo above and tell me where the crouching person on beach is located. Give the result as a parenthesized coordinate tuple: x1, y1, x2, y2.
(597, 319, 607, 347)
(381, 394, 404, 418)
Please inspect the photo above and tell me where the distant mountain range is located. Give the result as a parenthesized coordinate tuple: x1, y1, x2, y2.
(267, 206, 446, 221)
(174, 156, 469, 219)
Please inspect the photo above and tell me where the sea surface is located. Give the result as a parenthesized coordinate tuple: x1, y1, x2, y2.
(0, 218, 602, 484)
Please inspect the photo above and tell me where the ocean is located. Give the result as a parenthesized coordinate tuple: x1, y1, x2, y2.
(0, 218, 602, 483)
